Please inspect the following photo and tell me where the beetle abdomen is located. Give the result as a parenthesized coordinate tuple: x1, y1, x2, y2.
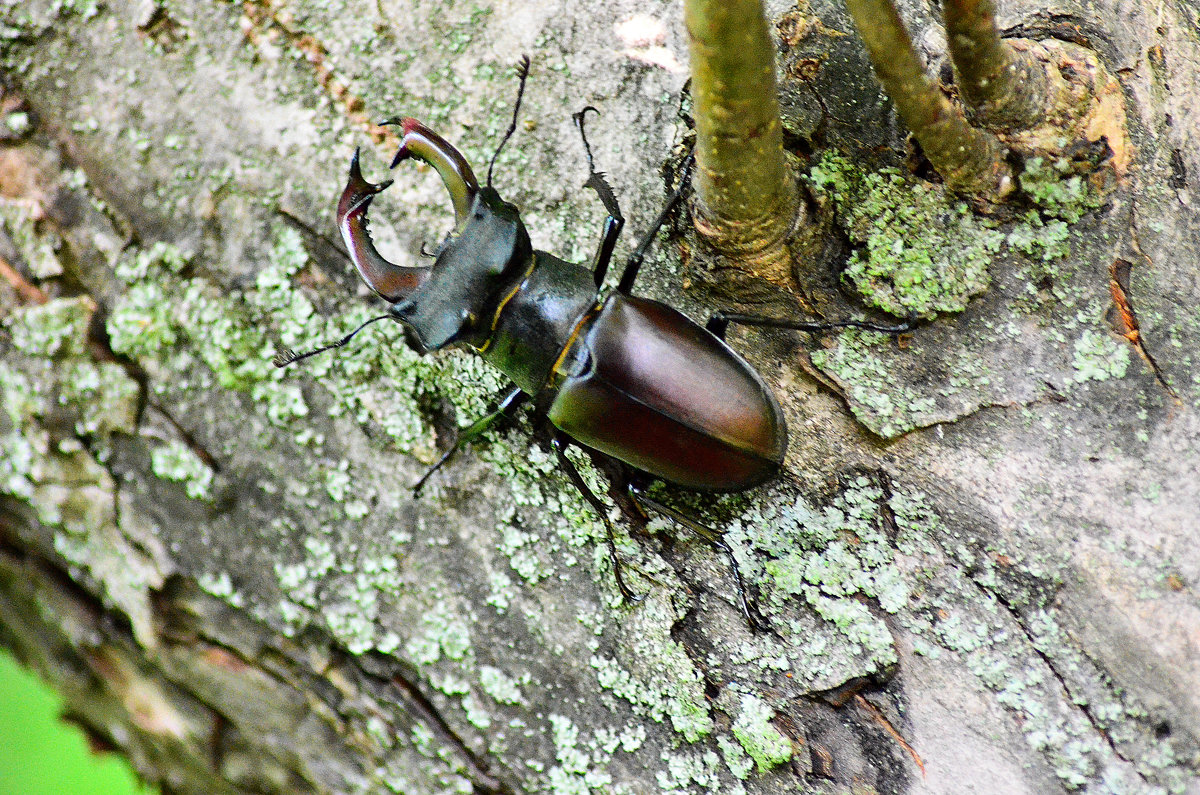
(548, 295, 787, 490)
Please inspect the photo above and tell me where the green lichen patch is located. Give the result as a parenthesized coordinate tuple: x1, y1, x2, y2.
(105, 231, 441, 456)
(916, 585, 1128, 789)
(1, 298, 164, 645)
(741, 477, 905, 677)
(590, 602, 714, 743)
(546, 714, 614, 794)
(655, 748, 723, 793)
(730, 694, 792, 773)
(108, 242, 275, 393)
(809, 153, 1002, 318)
(1071, 329, 1130, 383)
(809, 301, 1126, 440)
(197, 571, 245, 608)
(803, 150, 1122, 437)
(6, 297, 92, 357)
(476, 427, 653, 605)
(269, 512, 415, 658)
(1018, 156, 1104, 224)
(891, 486, 1192, 791)
(150, 440, 214, 501)
(809, 328, 949, 437)
(478, 665, 524, 706)
(0, 201, 63, 278)
(717, 733, 754, 781)
(809, 152, 1103, 322)
(718, 482, 946, 699)
(1005, 212, 1071, 264)
(3, 296, 139, 449)
(531, 713, 661, 794)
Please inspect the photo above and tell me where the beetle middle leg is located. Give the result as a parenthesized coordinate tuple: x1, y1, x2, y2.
(626, 482, 768, 633)
(550, 432, 645, 604)
(413, 386, 527, 493)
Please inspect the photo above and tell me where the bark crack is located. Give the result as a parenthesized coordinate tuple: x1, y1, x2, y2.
(387, 668, 514, 795)
(973, 577, 1153, 784)
(240, 0, 396, 148)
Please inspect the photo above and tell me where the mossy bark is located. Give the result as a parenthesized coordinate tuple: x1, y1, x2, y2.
(0, 1, 1197, 793)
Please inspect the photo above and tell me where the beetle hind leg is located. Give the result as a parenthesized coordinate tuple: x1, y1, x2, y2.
(627, 483, 769, 633)
(706, 311, 917, 341)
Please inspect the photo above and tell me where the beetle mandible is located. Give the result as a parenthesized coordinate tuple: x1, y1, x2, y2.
(276, 58, 912, 629)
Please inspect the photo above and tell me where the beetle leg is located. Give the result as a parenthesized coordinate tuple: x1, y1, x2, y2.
(573, 106, 625, 288)
(551, 433, 646, 604)
(412, 387, 527, 493)
(706, 311, 916, 341)
(627, 484, 768, 633)
(616, 152, 695, 295)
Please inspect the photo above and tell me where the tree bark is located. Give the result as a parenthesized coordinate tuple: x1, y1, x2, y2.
(1, 0, 1197, 793)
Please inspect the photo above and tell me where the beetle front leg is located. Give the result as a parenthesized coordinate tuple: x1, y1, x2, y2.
(627, 484, 768, 633)
(412, 386, 526, 493)
(550, 433, 645, 605)
(573, 106, 625, 289)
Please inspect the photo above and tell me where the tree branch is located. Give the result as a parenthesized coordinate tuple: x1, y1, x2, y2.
(685, 0, 800, 286)
(845, 0, 1013, 199)
(942, 0, 1050, 126)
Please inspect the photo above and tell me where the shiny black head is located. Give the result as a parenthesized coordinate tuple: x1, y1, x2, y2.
(389, 187, 531, 353)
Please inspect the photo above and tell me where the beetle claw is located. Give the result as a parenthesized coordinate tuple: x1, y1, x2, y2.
(379, 116, 420, 167)
(619, 582, 647, 604)
(338, 148, 430, 302)
(608, 539, 648, 604)
(379, 118, 479, 223)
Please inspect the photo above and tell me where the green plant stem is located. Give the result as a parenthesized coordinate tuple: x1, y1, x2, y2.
(943, 0, 1048, 126)
(685, 0, 800, 285)
(845, 0, 1012, 198)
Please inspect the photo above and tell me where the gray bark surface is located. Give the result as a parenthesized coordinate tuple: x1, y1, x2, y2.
(0, 0, 1197, 793)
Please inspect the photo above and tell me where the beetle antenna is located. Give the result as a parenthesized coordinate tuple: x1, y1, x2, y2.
(487, 54, 531, 187)
(272, 314, 392, 368)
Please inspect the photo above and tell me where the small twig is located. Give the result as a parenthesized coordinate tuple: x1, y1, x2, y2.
(1107, 258, 1179, 402)
(854, 693, 926, 777)
(0, 254, 48, 305)
(942, 0, 1049, 126)
(684, 0, 801, 285)
(845, 0, 1012, 199)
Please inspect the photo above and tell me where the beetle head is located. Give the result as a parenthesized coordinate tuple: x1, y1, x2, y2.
(337, 120, 530, 353)
(389, 185, 531, 353)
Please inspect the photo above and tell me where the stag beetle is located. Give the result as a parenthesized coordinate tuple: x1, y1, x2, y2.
(276, 58, 912, 629)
